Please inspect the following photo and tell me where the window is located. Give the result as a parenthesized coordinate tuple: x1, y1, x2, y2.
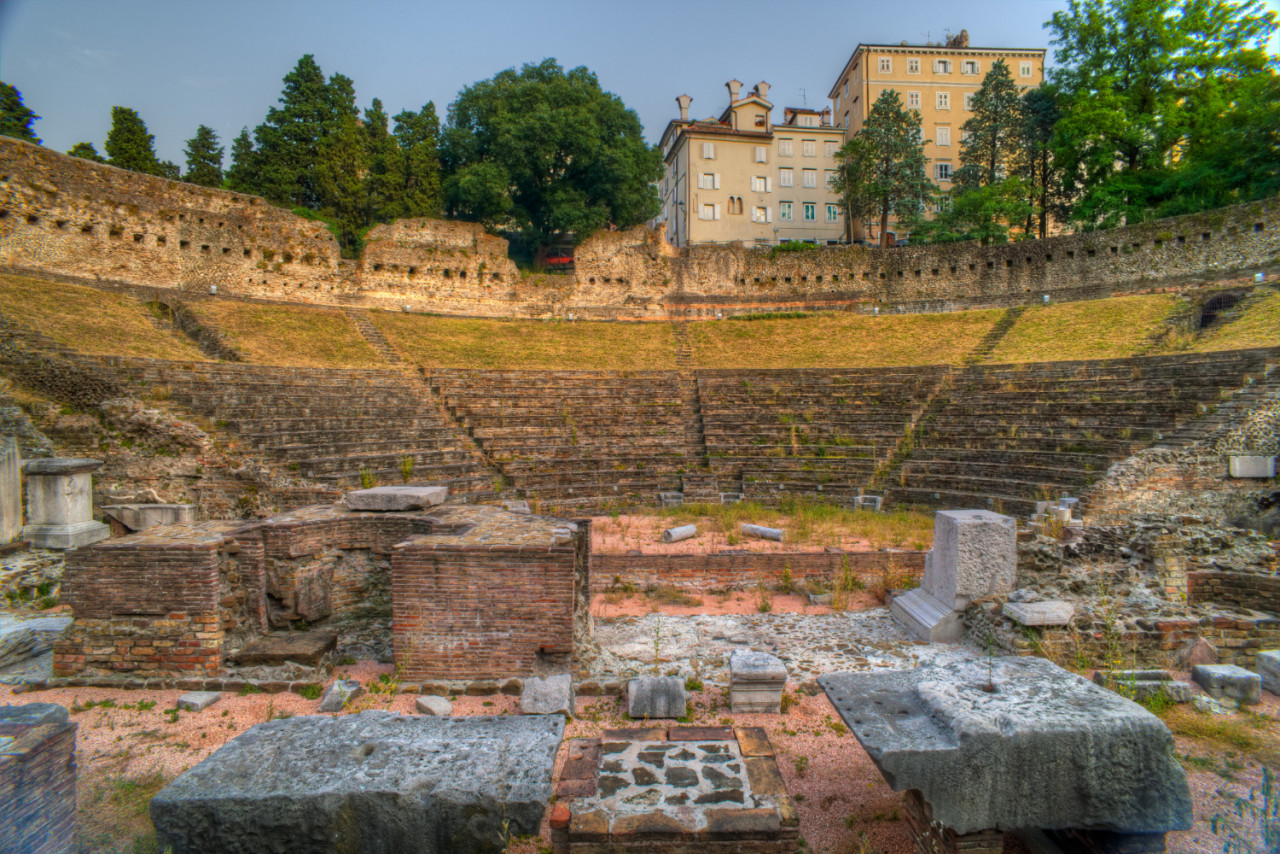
(824, 141, 839, 158)
(964, 93, 975, 111)
(779, 168, 794, 187)
(751, 176, 771, 193)
(960, 129, 972, 144)
(700, 203, 720, 220)
(799, 114, 817, 127)
(907, 91, 921, 109)
(803, 203, 816, 221)
(780, 202, 793, 221)
(779, 139, 794, 157)
(826, 204, 840, 222)
(697, 172, 720, 190)
(802, 168, 818, 188)
(937, 91, 950, 110)
(802, 139, 816, 157)
(1020, 61, 1033, 77)
(878, 58, 892, 73)
(701, 142, 716, 159)
(935, 163, 952, 181)
(824, 169, 837, 189)
(844, 81, 849, 96)
(933, 59, 952, 73)
(728, 197, 744, 215)
(754, 146, 768, 163)
(908, 58, 921, 74)
(936, 127, 951, 146)
(752, 206, 771, 223)
(962, 60, 980, 75)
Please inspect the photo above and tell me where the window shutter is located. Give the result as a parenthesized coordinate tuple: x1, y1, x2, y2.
(765, 207, 772, 223)
(714, 203, 721, 220)
(713, 173, 721, 190)
(765, 177, 771, 192)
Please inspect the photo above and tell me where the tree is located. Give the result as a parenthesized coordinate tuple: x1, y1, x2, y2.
(837, 89, 931, 247)
(1047, 0, 1278, 226)
(0, 82, 40, 144)
(393, 103, 443, 219)
(105, 106, 163, 175)
(67, 142, 105, 163)
(183, 124, 224, 187)
(828, 136, 878, 243)
(955, 61, 1024, 192)
(441, 59, 661, 254)
(917, 178, 1035, 245)
(1018, 86, 1064, 238)
(225, 128, 257, 193)
(362, 99, 404, 224)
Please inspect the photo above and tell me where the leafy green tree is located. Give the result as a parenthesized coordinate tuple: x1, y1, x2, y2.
(392, 103, 443, 219)
(362, 98, 404, 224)
(0, 82, 41, 143)
(955, 61, 1023, 191)
(828, 137, 878, 243)
(183, 124, 224, 187)
(441, 59, 661, 253)
(67, 142, 105, 163)
(840, 89, 931, 247)
(1047, 0, 1278, 226)
(225, 128, 257, 193)
(105, 106, 163, 175)
(314, 107, 369, 255)
(918, 178, 1035, 245)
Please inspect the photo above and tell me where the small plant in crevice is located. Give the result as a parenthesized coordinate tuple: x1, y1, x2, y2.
(399, 455, 414, 484)
(359, 467, 376, 489)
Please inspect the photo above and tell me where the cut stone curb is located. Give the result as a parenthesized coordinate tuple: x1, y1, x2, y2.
(344, 486, 447, 512)
(176, 692, 222, 712)
(415, 696, 453, 716)
(1258, 650, 1279, 696)
(318, 679, 363, 713)
(1192, 664, 1262, 705)
(521, 674, 574, 716)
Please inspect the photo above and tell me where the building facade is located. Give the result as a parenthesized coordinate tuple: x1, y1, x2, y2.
(657, 81, 846, 248)
(827, 31, 1046, 240)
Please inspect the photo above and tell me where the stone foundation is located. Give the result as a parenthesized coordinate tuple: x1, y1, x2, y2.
(0, 704, 77, 854)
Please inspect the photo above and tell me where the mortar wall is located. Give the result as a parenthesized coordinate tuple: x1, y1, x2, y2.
(0, 721, 77, 854)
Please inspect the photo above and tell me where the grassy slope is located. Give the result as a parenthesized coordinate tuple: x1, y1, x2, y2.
(372, 312, 679, 370)
(0, 273, 206, 360)
(985, 294, 1185, 363)
(1192, 288, 1280, 353)
(187, 301, 384, 368)
(688, 309, 1003, 369)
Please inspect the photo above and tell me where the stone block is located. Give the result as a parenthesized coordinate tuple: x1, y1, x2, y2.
(151, 712, 565, 854)
(1004, 600, 1075, 627)
(344, 486, 447, 512)
(415, 696, 453, 716)
(521, 673, 574, 716)
(891, 588, 965, 642)
(0, 437, 20, 543)
(501, 500, 530, 514)
(1228, 455, 1276, 478)
(232, 630, 338, 667)
(729, 650, 787, 714)
(627, 676, 687, 719)
(818, 657, 1192, 835)
(101, 503, 197, 533)
(0, 702, 70, 727)
(1093, 671, 1192, 704)
(855, 495, 883, 512)
(318, 679, 363, 712)
(0, 615, 71, 669)
(1255, 651, 1279, 696)
(22, 457, 108, 550)
(921, 510, 1017, 609)
(176, 692, 222, 712)
(1192, 664, 1262, 705)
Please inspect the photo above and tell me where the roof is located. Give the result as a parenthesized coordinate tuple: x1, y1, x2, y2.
(827, 42, 1047, 98)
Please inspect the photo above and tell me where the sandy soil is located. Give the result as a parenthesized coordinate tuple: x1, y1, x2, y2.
(591, 514, 884, 555)
(5, 670, 1276, 854)
(590, 589, 883, 618)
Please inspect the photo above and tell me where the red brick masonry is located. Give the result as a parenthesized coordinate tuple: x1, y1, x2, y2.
(0, 719, 77, 854)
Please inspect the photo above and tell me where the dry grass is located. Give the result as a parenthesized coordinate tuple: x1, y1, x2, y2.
(1192, 287, 1280, 353)
(187, 301, 383, 368)
(0, 273, 206, 360)
(371, 312, 678, 370)
(986, 293, 1185, 363)
(652, 498, 935, 550)
(688, 310, 1002, 369)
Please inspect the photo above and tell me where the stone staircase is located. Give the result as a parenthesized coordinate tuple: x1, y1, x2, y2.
(344, 309, 401, 364)
(672, 322, 694, 369)
(964, 305, 1025, 365)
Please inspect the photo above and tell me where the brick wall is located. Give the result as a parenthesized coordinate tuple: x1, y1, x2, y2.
(54, 541, 224, 677)
(392, 542, 578, 680)
(0, 719, 77, 854)
(1188, 570, 1280, 615)
(591, 551, 924, 592)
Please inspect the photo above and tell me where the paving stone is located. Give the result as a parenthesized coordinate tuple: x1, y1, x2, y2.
(414, 696, 452, 716)
(233, 630, 338, 667)
(176, 692, 221, 712)
(669, 726, 734, 741)
(1004, 600, 1075, 627)
(344, 485, 447, 511)
(734, 727, 775, 757)
(627, 676, 686, 719)
(152, 712, 564, 854)
(1192, 664, 1262, 705)
(318, 679, 363, 712)
(520, 673, 574, 716)
(819, 656, 1192, 835)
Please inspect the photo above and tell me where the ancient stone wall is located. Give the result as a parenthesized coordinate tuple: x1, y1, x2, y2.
(591, 550, 924, 592)
(392, 542, 578, 681)
(4, 136, 1277, 319)
(1188, 570, 1280, 615)
(0, 715, 77, 854)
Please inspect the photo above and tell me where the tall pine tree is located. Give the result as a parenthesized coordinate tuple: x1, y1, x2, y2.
(0, 82, 41, 144)
(849, 89, 931, 246)
(955, 61, 1024, 191)
(67, 142, 105, 162)
(393, 103, 443, 219)
(225, 129, 258, 193)
(183, 125, 225, 187)
(105, 106, 163, 175)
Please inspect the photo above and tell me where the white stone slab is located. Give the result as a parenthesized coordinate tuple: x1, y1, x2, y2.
(102, 503, 197, 532)
(921, 510, 1017, 610)
(22, 520, 109, 550)
(0, 438, 20, 543)
(344, 486, 448, 512)
(1228, 455, 1276, 478)
(1004, 600, 1075, 627)
(22, 457, 106, 549)
(890, 588, 965, 642)
(1254, 651, 1278, 697)
(176, 691, 222, 712)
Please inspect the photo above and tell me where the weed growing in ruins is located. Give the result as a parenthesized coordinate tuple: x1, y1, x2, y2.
(793, 755, 810, 777)
(756, 575, 773, 612)
(777, 564, 795, 595)
(651, 616, 664, 676)
(299, 684, 323, 701)
(399, 455, 414, 484)
(359, 467, 376, 489)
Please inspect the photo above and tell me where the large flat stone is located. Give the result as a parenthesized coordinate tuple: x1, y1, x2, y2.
(627, 676, 686, 719)
(521, 674, 574, 716)
(232, 630, 338, 667)
(890, 588, 965, 642)
(1192, 664, 1262, 705)
(818, 657, 1192, 835)
(152, 712, 565, 854)
(1259, 651, 1280, 696)
(1004, 600, 1075, 627)
(344, 486, 448, 512)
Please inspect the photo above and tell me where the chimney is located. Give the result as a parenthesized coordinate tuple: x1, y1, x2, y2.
(755, 81, 771, 101)
(726, 79, 742, 103)
(676, 94, 692, 122)
(821, 107, 831, 126)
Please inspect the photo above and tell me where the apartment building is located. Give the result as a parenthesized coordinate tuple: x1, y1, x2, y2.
(827, 30, 1046, 239)
(656, 80, 846, 248)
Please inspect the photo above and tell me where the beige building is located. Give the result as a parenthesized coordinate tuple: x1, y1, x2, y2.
(656, 80, 846, 248)
(827, 31, 1046, 240)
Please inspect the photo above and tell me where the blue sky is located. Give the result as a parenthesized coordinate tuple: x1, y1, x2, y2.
(2, 0, 1277, 166)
